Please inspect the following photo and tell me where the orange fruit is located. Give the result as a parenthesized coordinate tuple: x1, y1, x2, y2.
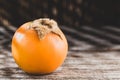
(11, 18, 68, 74)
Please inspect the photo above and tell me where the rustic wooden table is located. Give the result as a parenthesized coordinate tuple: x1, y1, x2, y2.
(1, 49, 120, 79)
(0, 25, 120, 79)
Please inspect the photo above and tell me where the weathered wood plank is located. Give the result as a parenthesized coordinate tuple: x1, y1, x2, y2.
(0, 49, 120, 79)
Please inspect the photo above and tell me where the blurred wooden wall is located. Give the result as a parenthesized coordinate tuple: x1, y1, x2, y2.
(0, 0, 120, 27)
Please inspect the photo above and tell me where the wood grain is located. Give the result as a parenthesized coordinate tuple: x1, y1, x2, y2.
(0, 49, 120, 79)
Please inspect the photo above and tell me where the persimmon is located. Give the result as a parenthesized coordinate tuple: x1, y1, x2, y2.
(11, 18, 68, 74)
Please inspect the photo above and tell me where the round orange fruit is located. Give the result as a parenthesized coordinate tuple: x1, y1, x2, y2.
(11, 18, 68, 74)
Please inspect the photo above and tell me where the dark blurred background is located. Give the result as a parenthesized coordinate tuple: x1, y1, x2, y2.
(0, 0, 120, 50)
(0, 0, 120, 27)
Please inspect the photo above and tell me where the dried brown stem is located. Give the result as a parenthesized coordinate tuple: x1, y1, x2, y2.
(28, 18, 62, 40)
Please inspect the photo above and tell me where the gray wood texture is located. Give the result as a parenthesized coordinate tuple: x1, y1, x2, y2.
(0, 49, 120, 79)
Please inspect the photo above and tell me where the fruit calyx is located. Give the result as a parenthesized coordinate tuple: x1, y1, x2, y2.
(28, 18, 62, 40)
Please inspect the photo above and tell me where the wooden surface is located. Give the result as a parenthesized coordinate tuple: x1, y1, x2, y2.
(1, 25, 120, 79)
(1, 49, 120, 79)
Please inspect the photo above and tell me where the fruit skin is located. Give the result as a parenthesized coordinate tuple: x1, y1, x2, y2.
(11, 22, 68, 74)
